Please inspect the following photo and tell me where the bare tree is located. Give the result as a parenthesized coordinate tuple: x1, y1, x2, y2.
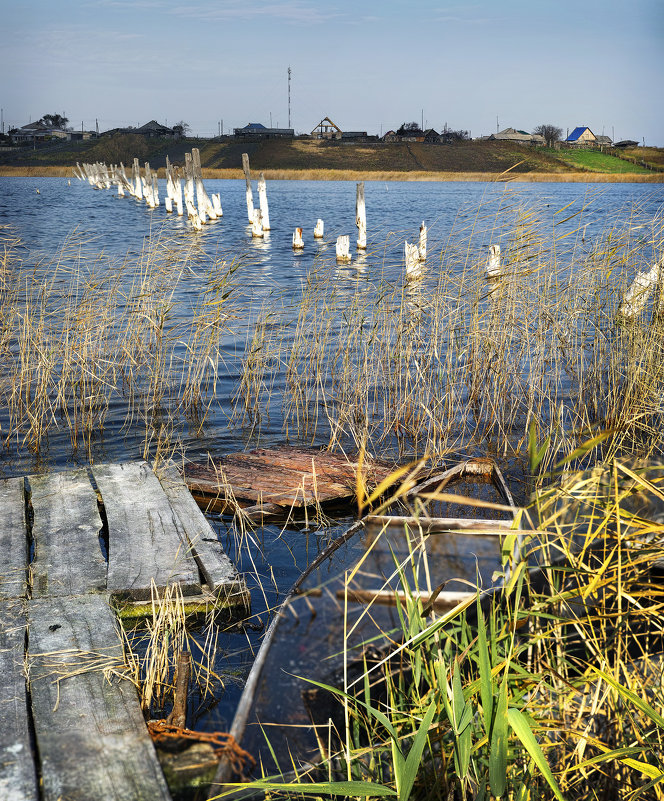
(533, 124, 563, 147)
(172, 120, 190, 137)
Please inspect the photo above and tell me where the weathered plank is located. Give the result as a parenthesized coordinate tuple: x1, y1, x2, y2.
(185, 447, 397, 510)
(0, 600, 38, 801)
(30, 470, 106, 598)
(28, 594, 172, 801)
(0, 477, 28, 599)
(93, 462, 200, 601)
(156, 463, 249, 605)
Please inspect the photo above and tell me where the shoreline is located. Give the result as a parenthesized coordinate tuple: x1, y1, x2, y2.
(0, 165, 662, 183)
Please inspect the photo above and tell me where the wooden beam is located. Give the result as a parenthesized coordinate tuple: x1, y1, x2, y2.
(30, 470, 106, 598)
(0, 478, 28, 599)
(155, 464, 248, 606)
(28, 595, 172, 801)
(0, 599, 38, 801)
(93, 462, 201, 601)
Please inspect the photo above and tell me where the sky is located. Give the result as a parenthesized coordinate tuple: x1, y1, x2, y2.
(2, 0, 663, 145)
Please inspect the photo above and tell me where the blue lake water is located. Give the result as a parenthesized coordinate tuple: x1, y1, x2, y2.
(1, 175, 663, 734)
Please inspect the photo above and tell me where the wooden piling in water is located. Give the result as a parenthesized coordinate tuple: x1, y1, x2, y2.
(486, 244, 501, 278)
(192, 148, 215, 220)
(619, 261, 662, 319)
(257, 172, 270, 230)
(242, 153, 254, 223)
(314, 218, 324, 239)
(251, 208, 264, 238)
(132, 158, 143, 200)
(292, 227, 304, 250)
(336, 235, 351, 263)
(418, 222, 427, 261)
(405, 241, 420, 274)
(356, 181, 367, 250)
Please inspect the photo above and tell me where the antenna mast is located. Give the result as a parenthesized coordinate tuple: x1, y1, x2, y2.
(288, 66, 291, 129)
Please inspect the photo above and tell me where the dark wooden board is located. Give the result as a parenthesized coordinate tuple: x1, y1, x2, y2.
(27, 594, 172, 801)
(185, 446, 397, 509)
(30, 470, 107, 598)
(93, 462, 201, 601)
(0, 477, 28, 599)
(0, 599, 38, 801)
(156, 463, 249, 606)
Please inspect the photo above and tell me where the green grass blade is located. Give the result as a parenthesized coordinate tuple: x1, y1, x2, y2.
(399, 700, 437, 801)
(507, 708, 565, 801)
(489, 674, 508, 798)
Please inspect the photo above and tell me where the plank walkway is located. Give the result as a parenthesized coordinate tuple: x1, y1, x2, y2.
(0, 461, 249, 801)
(185, 446, 397, 516)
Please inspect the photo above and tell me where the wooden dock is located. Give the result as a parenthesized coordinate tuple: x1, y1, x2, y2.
(0, 460, 248, 801)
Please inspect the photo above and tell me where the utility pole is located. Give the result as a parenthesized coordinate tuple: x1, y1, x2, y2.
(288, 66, 291, 129)
(496, 115, 499, 133)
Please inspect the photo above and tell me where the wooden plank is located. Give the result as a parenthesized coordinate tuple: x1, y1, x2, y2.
(93, 462, 200, 601)
(0, 477, 28, 599)
(27, 594, 172, 801)
(0, 599, 38, 801)
(30, 470, 107, 598)
(155, 463, 248, 604)
(184, 447, 398, 509)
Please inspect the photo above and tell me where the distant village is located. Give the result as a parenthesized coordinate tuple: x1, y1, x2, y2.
(2, 115, 641, 150)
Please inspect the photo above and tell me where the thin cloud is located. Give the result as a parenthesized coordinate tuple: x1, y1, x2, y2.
(168, 1, 340, 24)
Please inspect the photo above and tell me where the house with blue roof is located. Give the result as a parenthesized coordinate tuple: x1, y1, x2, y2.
(566, 126, 597, 145)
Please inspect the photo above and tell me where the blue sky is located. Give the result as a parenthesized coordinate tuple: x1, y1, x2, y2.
(2, 0, 663, 145)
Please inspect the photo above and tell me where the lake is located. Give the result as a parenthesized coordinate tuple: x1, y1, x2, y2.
(1, 175, 663, 734)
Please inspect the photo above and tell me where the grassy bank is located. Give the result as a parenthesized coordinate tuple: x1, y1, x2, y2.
(2, 137, 662, 182)
(1, 164, 662, 183)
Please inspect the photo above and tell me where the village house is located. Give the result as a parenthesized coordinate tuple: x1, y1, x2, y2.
(11, 121, 70, 144)
(233, 122, 294, 139)
(490, 127, 545, 145)
(565, 126, 597, 145)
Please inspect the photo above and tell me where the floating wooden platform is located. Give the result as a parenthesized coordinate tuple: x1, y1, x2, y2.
(184, 446, 397, 518)
(0, 460, 248, 801)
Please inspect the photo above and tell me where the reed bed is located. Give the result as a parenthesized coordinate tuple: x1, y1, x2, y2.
(239, 457, 664, 801)
(0, 224, 241, 460)
(231, 187, 664, 469)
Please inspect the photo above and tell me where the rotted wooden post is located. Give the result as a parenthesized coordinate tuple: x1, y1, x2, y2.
(356, 182, 367, 250)
(192, 148, 215, 219)
(336, 235, 351, 263)
(242, 153, 254, 223)
(486, 244, 501, 279)
(292, 227, 304, 250)
(418, 222, 427, 261)
(144, 162, 155, 207)
(619, 261, 662, 319)
(405, 241, 420, 274)
(251, 209, 264, 238)
(257, 173, 270, 230)
(132, 158, 143, 200)
(314, 219, 324, 239)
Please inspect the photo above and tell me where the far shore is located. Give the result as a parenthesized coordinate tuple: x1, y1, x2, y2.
(1, 165, 662, 183)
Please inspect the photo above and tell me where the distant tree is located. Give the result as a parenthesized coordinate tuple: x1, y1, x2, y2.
(172, 120, 190, 137)
(440, 123, 471, 143)
(533, 124, 562, 147)
(40, 113, 69, 130)
(397, 121, 422, 135)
